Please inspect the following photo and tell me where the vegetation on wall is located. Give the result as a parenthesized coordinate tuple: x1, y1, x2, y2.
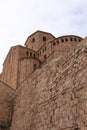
(0, 120, 11, 130)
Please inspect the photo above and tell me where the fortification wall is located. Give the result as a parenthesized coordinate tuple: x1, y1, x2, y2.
(0, 80, 15, 129)
(48, 35, 83, 61)
(11, 39, 87, 130)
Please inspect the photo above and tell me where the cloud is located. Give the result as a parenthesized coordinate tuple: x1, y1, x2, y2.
(0, 0, 87, 72)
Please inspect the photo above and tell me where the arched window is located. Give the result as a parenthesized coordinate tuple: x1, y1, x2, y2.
(43, 36, 46, 41)
(61, 39, 64, 42)
(44, 55, 46, 60)
(57, 40, 59, 44)
(30, 52, 32, 57)
(70, 37, 73, 41)
(32, 38, 35, 43)
(53, 42, 56, 46)
(79, 39, 81, 42)
(26, 51, 29, 56)
(65, 38, 68, 42)
(74, 38, 77, 41)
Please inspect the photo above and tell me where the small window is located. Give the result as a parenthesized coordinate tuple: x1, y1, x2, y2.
(43, 36, 46, 41)
(32, 38, 35, 43)
(65, 38, 68, 42)
(79, 39, 81, 42)
(70, 37, 73, 41)
(61, 39, 64, 42)
(44, 55, 46, 60)
(53, 42, 56, 46)
(74, 38, 77, 41)
(26, 51, 29, 56)
(57, 40, 59, 44)
(30, 52, 32, 57)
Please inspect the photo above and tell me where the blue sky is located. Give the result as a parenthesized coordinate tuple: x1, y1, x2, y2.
(0, 0, 87, 72)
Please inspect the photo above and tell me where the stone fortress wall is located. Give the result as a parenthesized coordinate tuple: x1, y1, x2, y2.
(11, 39, 87, 130)
(0, 80, 15, 129)
(0, 30, 87, 130)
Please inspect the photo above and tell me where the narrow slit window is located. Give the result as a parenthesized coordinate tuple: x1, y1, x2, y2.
(74, 38, 77, 41)
(26, 51, 29, 56)
(65, 38, 68, 42)
(44, 55, 46, 60)
(43, 36, 46, 41)
(30, 52, 32, 57)
(70, 37, 73, 41)
(57, 40, 59, 44)
(61, 39, 64, 42)
(53, 42, 56, 46)
(32, 38, 35, 43)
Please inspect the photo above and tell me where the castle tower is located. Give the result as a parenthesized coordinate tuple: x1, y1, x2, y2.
(25, 30, 55, 51)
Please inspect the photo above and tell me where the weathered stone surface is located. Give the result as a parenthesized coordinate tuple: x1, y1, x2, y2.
(0, 31, 87, 130)
(0, 80, 15, 123)
(10, 38, 87, 130)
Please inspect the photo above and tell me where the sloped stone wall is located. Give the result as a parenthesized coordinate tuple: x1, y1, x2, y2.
(11, 40, 87, 130)
(0, 80, 15, 129)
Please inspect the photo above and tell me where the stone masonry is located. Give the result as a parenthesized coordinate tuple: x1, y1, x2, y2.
(0, 30, 87, 130)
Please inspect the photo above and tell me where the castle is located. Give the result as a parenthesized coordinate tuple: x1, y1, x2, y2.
(0, 30, 87, 130)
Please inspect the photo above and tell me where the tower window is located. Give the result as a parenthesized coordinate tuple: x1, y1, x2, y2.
(61, 39, 64, 42)
(79, 39, 81, 42)
(43, 36, 46, 41)
(44, 55, 46, 60)
(26, 51, 29, 56)
(32, 38, 35, 43)
(30, 52, 32, 57)
(70, 37, 73, 41)
(65, 38, 68, 42)
(74, 38, 77, 41)
(53, 42, 56, 46)
(57, 40, 59, 44)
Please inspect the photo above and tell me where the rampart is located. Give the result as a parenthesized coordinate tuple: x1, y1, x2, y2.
(0, 30, 87, 130)
(0, 80, 15, 129)
(11, 38, 87, 130)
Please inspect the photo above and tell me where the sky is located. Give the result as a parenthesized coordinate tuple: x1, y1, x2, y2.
(0, 0, 87, 72)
